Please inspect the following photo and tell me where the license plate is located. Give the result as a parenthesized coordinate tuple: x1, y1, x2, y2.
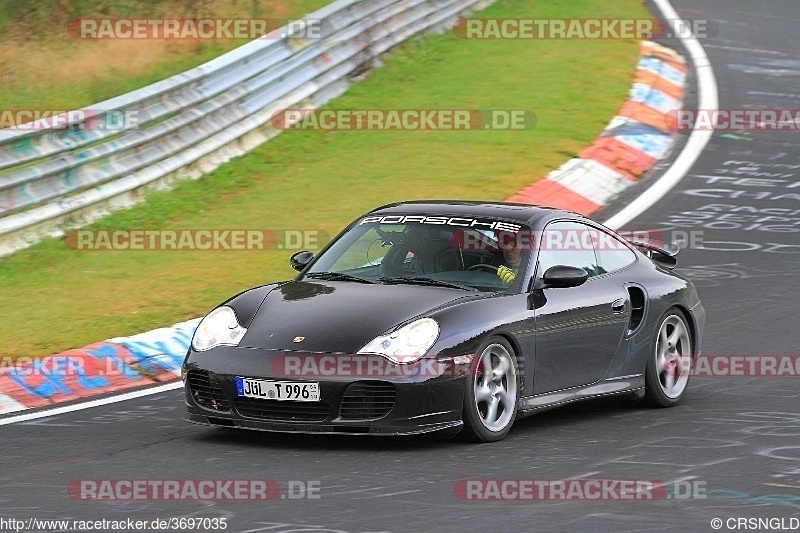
(236, 377, 320, 402)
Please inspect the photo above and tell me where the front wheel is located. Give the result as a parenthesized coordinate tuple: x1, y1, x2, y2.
(644, 309, 693, 407)
(460, 338, 519, 442)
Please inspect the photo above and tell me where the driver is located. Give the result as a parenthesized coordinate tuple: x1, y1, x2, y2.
(497, 245, 521, 284)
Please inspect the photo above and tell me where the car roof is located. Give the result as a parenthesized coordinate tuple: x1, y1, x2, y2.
(367, 200, 581, 226)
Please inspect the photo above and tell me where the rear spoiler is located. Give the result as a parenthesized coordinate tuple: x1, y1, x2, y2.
(628, 238, 679, 269)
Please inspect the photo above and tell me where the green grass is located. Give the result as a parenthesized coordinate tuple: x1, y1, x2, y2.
(0, 0, 650, 358)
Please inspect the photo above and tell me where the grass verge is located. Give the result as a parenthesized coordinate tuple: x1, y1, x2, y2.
(0, 0, 330, 111)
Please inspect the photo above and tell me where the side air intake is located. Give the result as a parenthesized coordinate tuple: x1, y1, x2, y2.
(627, 286, 646, 334)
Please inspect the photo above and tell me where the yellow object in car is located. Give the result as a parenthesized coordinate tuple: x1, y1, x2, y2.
(497, 265, 516, 284)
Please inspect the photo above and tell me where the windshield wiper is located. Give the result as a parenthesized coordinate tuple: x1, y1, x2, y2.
(379, 276, 476, 291)
(306, 272, 377, 284)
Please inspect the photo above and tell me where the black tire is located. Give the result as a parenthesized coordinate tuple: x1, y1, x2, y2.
(460, 337, 520, 442)
(644, 308, 693, 407)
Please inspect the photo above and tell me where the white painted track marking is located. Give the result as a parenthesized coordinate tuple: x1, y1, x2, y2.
(0, 382, 183, 426)
(603, 0, 719, 230)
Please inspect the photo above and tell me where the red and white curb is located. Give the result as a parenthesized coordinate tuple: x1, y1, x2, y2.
(507, 40, 687, 215)
(0, 318, 199, 415)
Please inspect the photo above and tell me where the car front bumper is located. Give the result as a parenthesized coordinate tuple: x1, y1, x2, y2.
(182, 346, 468, 436)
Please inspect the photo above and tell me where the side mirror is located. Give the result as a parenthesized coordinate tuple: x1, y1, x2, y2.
(541, 265, 588, 288)
(290, 251, 315, 271)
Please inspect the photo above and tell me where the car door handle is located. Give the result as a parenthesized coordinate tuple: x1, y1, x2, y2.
(611, 299, 626, 313)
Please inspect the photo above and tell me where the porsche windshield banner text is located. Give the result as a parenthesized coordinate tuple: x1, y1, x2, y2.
(357, 215, 637, 252)
(358, 215, 522, 233)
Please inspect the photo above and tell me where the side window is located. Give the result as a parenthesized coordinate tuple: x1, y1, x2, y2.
(536, 221, 601, 278)
(592, 230, 637, 273)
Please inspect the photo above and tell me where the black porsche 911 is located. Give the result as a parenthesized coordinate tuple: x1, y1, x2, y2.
(182, 201, 705, 442)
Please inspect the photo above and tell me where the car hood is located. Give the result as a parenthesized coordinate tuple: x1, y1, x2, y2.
(239, 280, 479, 352)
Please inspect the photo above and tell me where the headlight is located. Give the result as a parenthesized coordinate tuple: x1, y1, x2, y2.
(357, 318, 439, 364)
(191, 306, 247, 351)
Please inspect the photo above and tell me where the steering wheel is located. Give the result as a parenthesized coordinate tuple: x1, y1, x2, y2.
(467, 263, 499, 273)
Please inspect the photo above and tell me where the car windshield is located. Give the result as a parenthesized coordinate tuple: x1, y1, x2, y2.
(303, 215, 532, 292)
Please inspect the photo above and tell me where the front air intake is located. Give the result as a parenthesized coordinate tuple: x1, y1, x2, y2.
(339, 381, 396, 420)
(187, 370, 231, 412)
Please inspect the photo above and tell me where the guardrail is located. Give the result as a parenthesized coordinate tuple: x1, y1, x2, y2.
(0, 0, 490, 257)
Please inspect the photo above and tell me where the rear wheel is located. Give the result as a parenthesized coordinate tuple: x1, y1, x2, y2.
(644, 309, 693, 407)
(460, 338, 519, 442)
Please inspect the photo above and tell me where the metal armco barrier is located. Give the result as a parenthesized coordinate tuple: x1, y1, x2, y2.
(0, 0, 490, 257)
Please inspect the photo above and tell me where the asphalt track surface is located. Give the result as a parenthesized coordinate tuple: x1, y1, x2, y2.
(3, 2, 800, 532)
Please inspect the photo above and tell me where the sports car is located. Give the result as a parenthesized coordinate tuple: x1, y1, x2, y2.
(182, 201, 705, 442)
